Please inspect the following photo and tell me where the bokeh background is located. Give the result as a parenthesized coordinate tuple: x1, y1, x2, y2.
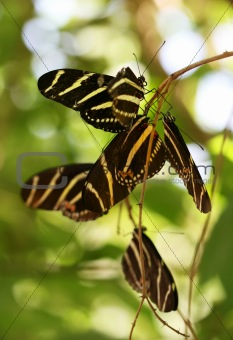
(1, 0, 233, 339)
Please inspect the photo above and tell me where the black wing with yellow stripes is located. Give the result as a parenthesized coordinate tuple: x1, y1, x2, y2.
(21, 163, 103, 221)
(38, 67, 144, 132)
(122, 228, 178, 312)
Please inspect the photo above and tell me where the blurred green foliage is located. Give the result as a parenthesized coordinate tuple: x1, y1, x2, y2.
(0, 1, 233, 339)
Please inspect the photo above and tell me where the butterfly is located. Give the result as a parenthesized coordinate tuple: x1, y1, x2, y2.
(38, 67, 145, 132)
(122, 228, 178, 312)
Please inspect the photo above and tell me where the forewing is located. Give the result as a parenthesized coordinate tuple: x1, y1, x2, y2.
(38, 69, 125, 132)
(141, 232, 178, 312)
(122, 229, 178, 312)
(163, 114, 211, 213)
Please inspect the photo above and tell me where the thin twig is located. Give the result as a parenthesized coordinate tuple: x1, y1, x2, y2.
(146, 298, 188, 337)
(124, 198, 137, 228)
(188, 213, 211, 318)
(116, 201, 123, 235)
(145, 51, 233, 115)
(188, 120, 233, 318)
(136, 50, 233, 338)
(178, 309, 198, 340)
(129, 297, 145, 340)
(129, 296, 188, 339)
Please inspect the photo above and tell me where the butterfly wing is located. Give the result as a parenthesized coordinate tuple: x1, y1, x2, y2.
(140, 231, 178, 312)
(115, 116, 166, 186)
(21, 163, 102, 221)
(163, 114, 211, 213)
(108, 67, 145, 127)
(82, 132, 134, 213)
(122, 229, 178, 312)
(38, 69, 125, 132)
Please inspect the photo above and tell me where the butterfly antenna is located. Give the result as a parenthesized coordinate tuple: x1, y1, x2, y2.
(133, 53, 141, 76)
(142, 41, 166, 76)
(180, 127, 204, 150)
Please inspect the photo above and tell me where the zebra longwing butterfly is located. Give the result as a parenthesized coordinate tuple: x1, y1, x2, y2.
(82, 116, 166, 212)
(115, 116, 166, 186)
(21, 164, 103, 221)
(122, 228, 178, 312)
(163, 113, 211, 213)
(38, 67, 145, 132)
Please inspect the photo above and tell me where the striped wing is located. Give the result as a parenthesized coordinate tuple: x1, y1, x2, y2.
(21, 164, 103, 221)
(38, 67, 143, 132)
(115, 116, 166, 186)
(38, 69, 124, 133)
(122, 229, 178, 312)
(163, 114, 211, 213)
(82, 116, 165, 212)
(107, 67, 145, 128)
(82, 131, 134, 213)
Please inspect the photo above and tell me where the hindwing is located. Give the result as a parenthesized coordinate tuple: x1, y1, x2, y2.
(21, 163, 103, 221)
(115, 116, 166, 186)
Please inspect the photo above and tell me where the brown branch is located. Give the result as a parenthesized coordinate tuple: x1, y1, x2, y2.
(129, 297, 145, 340)
(124, 197, 137, 228)
(146, 298, 188, 337)
(144, 51, 233, 115)
(187, 122, 232, 319)
(129, 296, 189, 339)
(137, 50, 233, 337)
(178, 309, 198, 340)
